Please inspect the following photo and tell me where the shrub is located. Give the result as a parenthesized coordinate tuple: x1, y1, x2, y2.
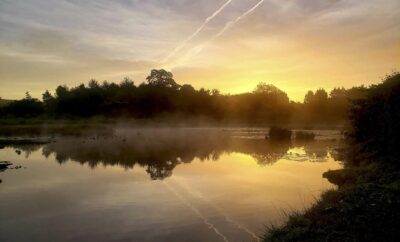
(348, 72, 400, 166)
(268, 127, 292, 141)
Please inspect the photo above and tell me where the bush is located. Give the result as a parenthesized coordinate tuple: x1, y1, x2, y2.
(268, 127, 292, 141)
(1, 97, 43, 118)
(348, 72, 400, 166)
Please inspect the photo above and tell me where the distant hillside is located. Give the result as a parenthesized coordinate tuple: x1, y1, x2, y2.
(0, 98, 13, 107)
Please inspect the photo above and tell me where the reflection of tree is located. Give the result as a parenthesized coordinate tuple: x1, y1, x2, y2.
(297, 140, 333, 160)
(9, 129, 335, 180)
(250, 141, 292, 165)
(38, 130, 228, 180)
(223, 139, 292, 165)
(12, 144, 42, 158)
(146, 163, 174, 180)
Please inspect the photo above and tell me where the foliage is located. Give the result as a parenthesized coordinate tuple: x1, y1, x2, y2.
(264, 73, 400, 241)
(348, 72, 400, 166)
(0, 69, 368, 126)
(0, 92, 43, 118)
(302, 86, 366, 125)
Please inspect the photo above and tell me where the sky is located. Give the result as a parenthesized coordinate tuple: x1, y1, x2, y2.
(0, 0, 399, 101)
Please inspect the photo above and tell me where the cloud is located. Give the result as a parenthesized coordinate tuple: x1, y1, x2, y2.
(0, 0, 399, 100)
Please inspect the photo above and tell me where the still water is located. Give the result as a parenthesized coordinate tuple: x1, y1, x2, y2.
(0, 128, 342, 242)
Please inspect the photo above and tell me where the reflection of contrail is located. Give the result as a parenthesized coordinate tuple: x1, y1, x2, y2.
(163, 181, 231, 242)
(162, 0, 233, 63)
(171, 178, 261, 241)
(176, 0, 265, 64)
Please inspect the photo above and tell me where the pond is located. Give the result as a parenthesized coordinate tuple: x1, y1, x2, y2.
(0, 128, 342, 242)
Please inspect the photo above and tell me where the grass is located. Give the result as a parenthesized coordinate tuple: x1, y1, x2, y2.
(263, 164, 400, 242)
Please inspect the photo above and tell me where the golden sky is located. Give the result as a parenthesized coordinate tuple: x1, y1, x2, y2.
(0, 0, 399, 101)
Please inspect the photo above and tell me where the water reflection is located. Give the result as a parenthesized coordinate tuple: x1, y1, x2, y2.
(0, 129, 343, 242)
(7, 129, 339, 180)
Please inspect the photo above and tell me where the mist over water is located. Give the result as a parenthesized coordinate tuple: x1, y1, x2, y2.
(0, 128, 342, 242)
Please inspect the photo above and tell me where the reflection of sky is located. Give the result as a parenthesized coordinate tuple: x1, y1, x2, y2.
(1, 0, 399, 100)
(0, 144, 341, 242)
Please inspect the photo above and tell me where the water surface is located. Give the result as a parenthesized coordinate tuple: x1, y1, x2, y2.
(0, 128, 342, 242)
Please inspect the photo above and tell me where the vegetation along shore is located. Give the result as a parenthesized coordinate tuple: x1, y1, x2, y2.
(263, 73, 400, 242)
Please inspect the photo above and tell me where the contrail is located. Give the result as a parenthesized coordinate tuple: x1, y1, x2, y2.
(174, 0, 265, 65)
(161, 0, 233, 63)
(214, 0, 265, 39)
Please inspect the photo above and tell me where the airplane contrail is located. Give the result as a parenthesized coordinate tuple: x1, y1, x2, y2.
(173, 0, 265, 65)
(161, 0, 233, 63)
(215, 0, 265, 39)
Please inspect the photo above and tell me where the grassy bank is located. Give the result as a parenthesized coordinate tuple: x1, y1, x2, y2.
(263, 164, 400, 242)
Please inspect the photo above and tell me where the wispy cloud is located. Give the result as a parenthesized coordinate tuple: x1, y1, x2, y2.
(0, 0, 399, 100)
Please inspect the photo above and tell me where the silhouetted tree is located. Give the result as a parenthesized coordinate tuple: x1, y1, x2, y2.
(0, 69, 371, 126)
(42, 90, 55, 113)
(303, 88, 334, 124)
(247, 83, 291, 124)
(146, 69, 179, 90)
(348, 72, 400, 166)
(1, 92, 43, 117)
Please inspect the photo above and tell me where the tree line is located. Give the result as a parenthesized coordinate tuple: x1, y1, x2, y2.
(0, 69, 370, 126)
